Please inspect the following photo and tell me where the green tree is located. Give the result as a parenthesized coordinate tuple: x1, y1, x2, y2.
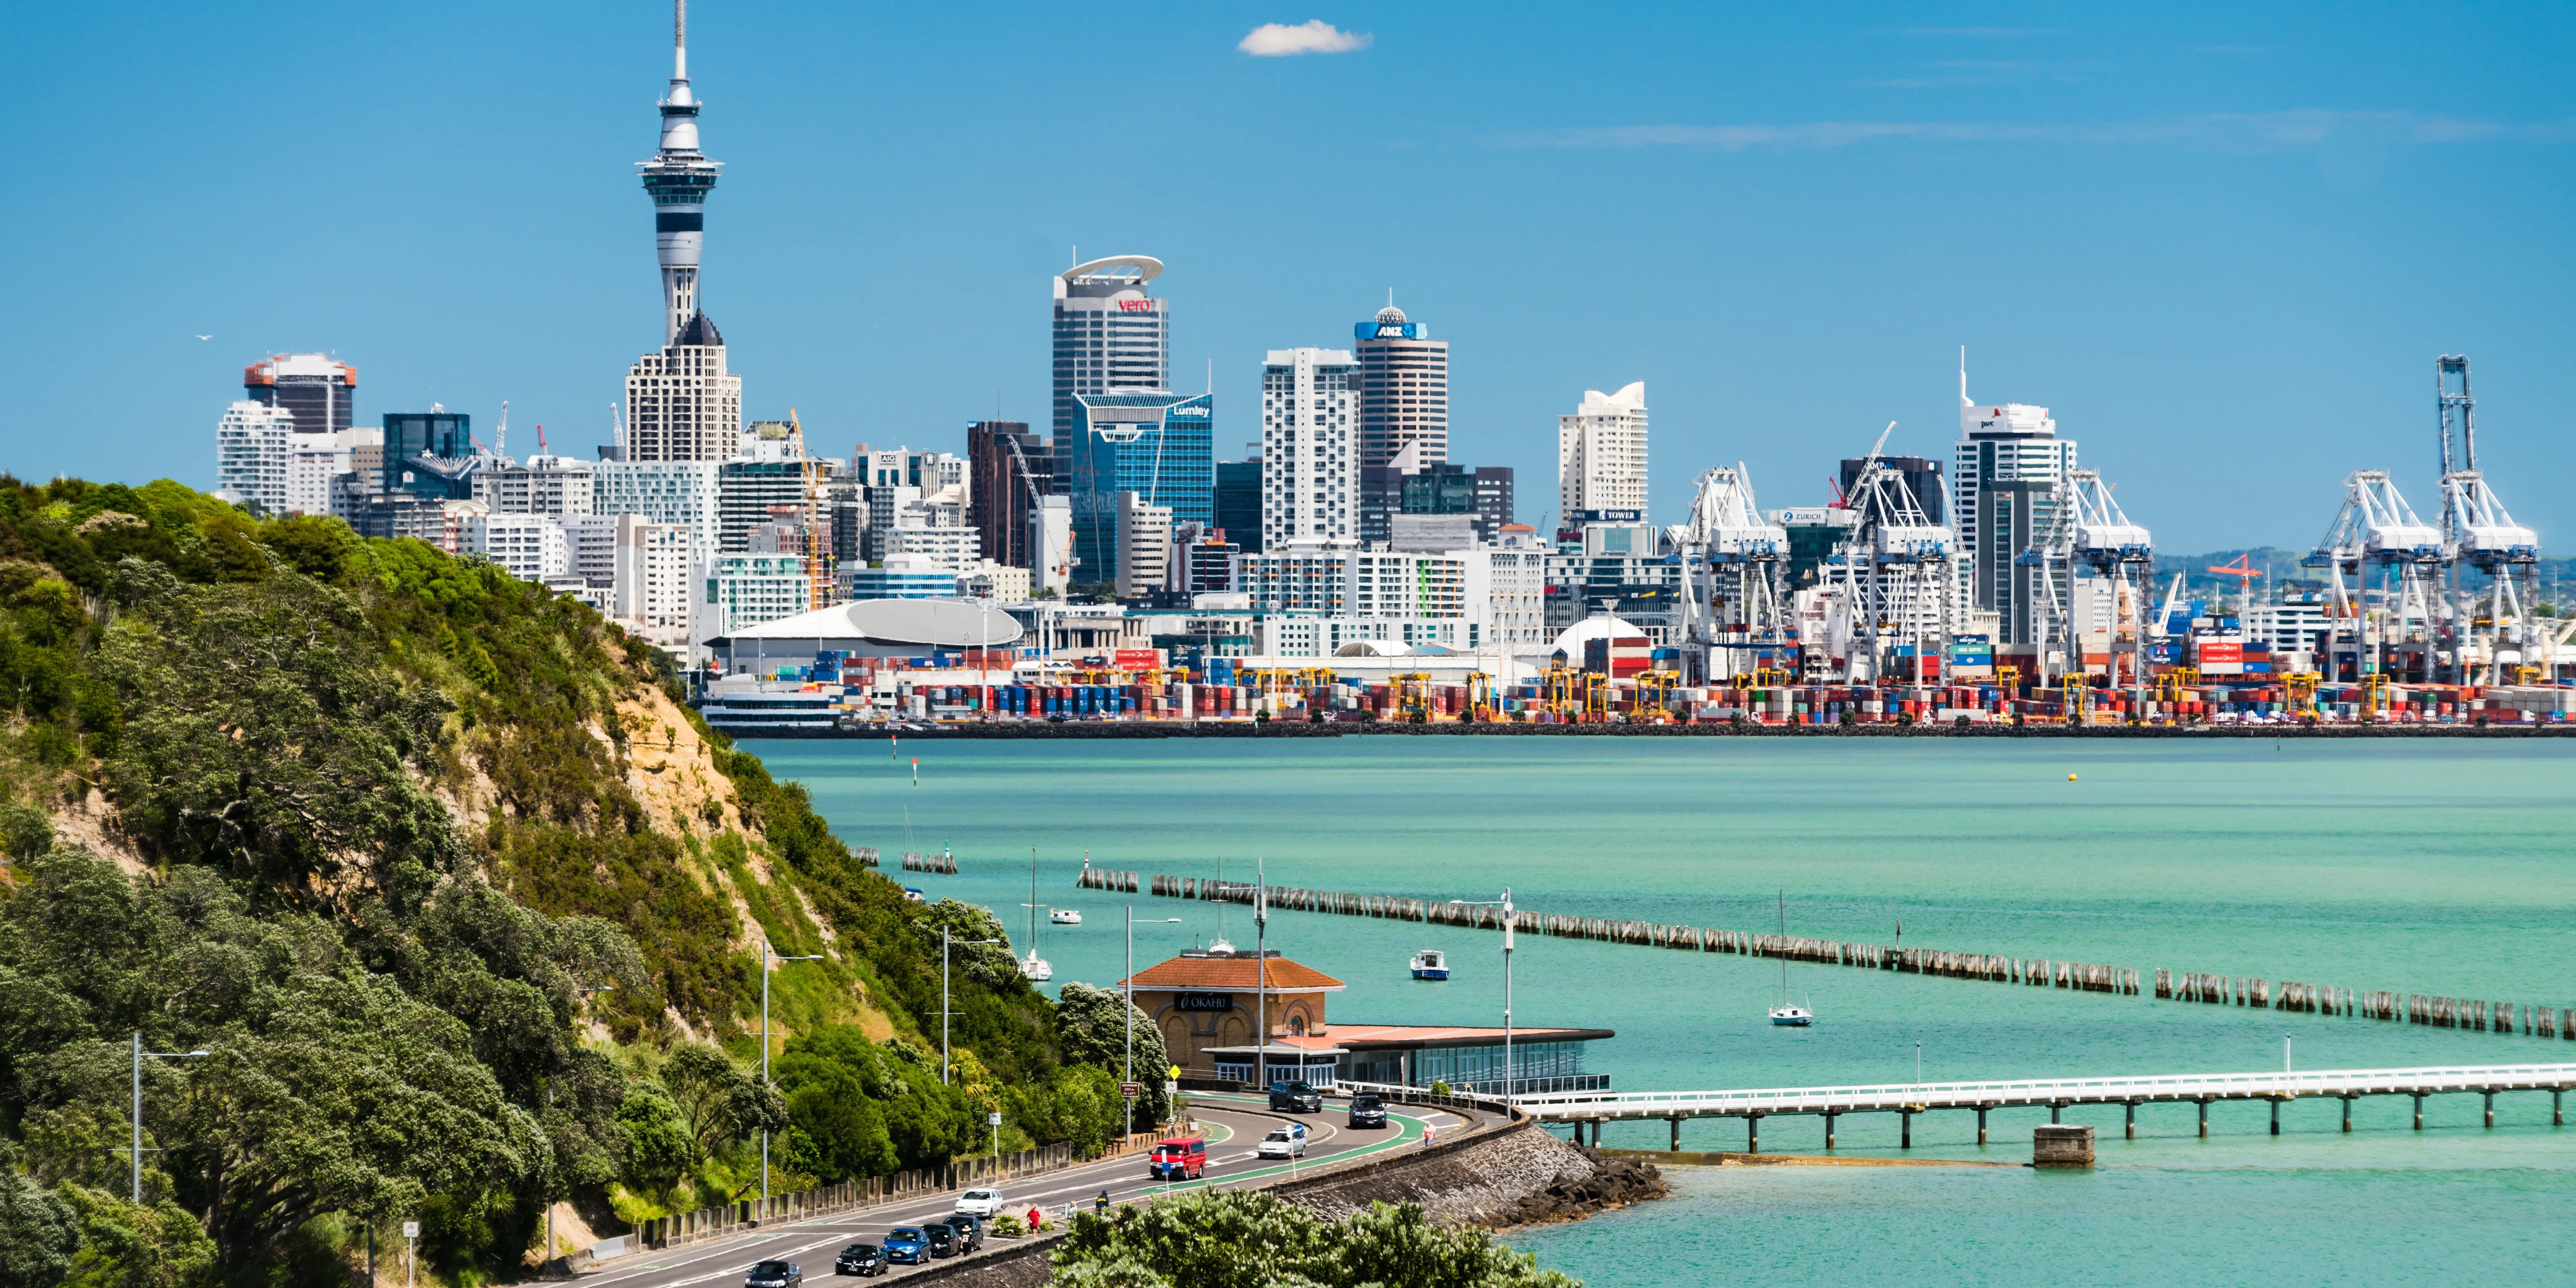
(0, 1142, 79, 1288)
(1053, 1190, 1579, 1288)
(1056, 981, 1170, 1124)
(615, 1085, 693, 1190)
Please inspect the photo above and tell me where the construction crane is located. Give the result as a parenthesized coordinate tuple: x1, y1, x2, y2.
(1833, 423, 1955, 684)
(2430, 355, 2546, 685)
(2306, 470, 2444, 683)
(1677, 464, 1789, 686)
(2205, 554, 2264, 621)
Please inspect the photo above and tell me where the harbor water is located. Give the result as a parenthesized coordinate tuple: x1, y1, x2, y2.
(744, 735, 2576, 1285)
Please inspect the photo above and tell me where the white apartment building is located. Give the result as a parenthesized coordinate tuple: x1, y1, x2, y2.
(610, 516, 694, 645)
(562, 515, 621, 589)
(214, 401, 297, 512)
(1557, 382, 1649, 522)
(282, 427, 379, 517)
(1117, 492, 1173, 599)
(1261, 348, 1361, 549)
(594, 460, 722, 569)
(1254, 616, 1480, 660)
(880, 525, 982, 572)
(474, 456, 597, 518)
(1237, 540, 1465, 618)
(698, 553, 810, 639)
(1456, 546, 1549, 648)
(461, 512, 571, 583)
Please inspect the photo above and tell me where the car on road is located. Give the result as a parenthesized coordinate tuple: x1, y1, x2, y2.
(924, 1222, 960, 1259)
(883, 1228, 931, 1265)
(1269, 1080, 1324, 1113)
(1255, 1123, 1310, 1159)
(744, 1261, 802, 1288)
(955, 1187, 1007, 1217)
(940, 1213, 983, 1251)
(833, 1245, 885, 1278)
(1348, 1094, 1388, 1128)
(1149, 1136, 1207, 1180)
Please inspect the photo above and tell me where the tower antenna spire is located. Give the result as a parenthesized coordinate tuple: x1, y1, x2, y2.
(675, 0, 687, 80)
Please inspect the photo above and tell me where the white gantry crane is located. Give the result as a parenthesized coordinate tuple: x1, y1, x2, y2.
(2431, 356, 2547, 685)
(1677, 464, 1789, 685)
(1833, 423, 1955, 684)
(2306, 470, 2445, 683)
(2030, 470, 2153, 705)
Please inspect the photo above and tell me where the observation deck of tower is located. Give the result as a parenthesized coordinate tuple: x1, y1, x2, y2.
(639, 0, 723, 344)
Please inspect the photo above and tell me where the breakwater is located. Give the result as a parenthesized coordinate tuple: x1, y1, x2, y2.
(1139, 875, 2576, 1042)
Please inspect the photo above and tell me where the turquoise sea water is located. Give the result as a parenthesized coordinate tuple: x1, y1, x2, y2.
(744, 736, 2576, 1285)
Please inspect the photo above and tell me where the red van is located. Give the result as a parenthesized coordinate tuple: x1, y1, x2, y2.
(1148, 1136, 1206, 1181)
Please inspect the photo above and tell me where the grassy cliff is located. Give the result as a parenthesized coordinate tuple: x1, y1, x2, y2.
(0, 477, 1124, 1284)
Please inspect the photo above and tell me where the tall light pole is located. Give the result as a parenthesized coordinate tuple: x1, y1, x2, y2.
(130, 1033, 208, 1203)
(1454, 888, 1515, 1101)
(1126, 907, 1181, 1137)
(941, 924, 1001, 1085)
(761, 941, 823, 1217)
(1254, 858, 1268, 1093)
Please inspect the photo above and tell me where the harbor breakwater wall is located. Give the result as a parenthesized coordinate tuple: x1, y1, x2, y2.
(787, 720, 2574, 740)
(1101, 873, 2576, 1045)
(900, 1120, 1662, 1288)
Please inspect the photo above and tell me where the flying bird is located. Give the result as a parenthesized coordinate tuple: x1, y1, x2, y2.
(196, 334, 212, 341)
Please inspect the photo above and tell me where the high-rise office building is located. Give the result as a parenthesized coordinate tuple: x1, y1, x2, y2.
(1261, 348, 1360, 549)
(966, 421, 1054, 572)
(1115, 492, 1173, 599)
(1213, 455, 1264, 555)
(1052, 256, 1169, 467)
(1839, 456, 1944, 526)
(1361, 447, 1515, 549)
(243, 353, 357, 439)
(1356, 301, 1448, 467)
(1557, 383, 1648, 525)
(1068, 392, 1212, 585)
(624, 2, 742, 462)
(1951, 360, 2075, 644)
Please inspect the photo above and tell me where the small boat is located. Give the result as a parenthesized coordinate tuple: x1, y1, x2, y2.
(1020, 851, 1053, 981)
(1051, 908, 1082, 925)
(1019, 951, 1053, 982)
(902, 887, 926, 904)
(1769, 891, 1812, 1026)
(1410, 949, 1449, 981)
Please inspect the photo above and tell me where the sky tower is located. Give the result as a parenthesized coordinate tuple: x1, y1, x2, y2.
(639, 0, 722, 343)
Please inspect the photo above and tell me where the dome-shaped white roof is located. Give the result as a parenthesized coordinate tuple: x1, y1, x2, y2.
(1374, 304, 1407, 325)
(1546, 613, 1648, 659)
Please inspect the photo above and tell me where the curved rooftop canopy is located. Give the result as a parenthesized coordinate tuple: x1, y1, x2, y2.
(1547, 613, 1647, 660)
(714, 598, 1023, 650)
(1063, 255, 1164, 284)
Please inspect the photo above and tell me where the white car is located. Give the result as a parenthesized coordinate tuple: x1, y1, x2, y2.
(1255, 1124, 1308, 1159)
(954, 1187, 1006, 1217)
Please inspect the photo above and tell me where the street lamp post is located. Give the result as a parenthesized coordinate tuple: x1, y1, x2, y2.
(761, 943, 823, 1219)
(1453, 889, 1516, 1101)
(941, 925, 1001, 1086)
(130, 1033, 208, 1203)
(1125, 907, 1181, 1137)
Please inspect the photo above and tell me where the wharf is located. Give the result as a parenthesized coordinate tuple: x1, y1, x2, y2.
(751, 719, 2576, 740)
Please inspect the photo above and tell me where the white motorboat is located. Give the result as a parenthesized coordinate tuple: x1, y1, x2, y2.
(1050, 908, 1082, 925)
(1409, 949, 1449, 981)
(1769, 891, 1813, 1026)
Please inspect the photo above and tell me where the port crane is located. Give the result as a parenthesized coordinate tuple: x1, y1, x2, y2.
(2305, 470, 2444, 683)
(1832, 423, 1955, 683)
(1676, 463, 1789, 685)
(2031, 470, 2153, 707)
(2430, 356, 2547, 685)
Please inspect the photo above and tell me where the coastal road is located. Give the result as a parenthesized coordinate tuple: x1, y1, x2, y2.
(577, 1094, 1496, 1287)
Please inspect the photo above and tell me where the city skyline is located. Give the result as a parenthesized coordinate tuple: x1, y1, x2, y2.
(6, 3, 2573, 550)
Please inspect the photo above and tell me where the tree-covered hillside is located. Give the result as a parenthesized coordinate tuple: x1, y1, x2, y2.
(0, 477, 1135, 1284)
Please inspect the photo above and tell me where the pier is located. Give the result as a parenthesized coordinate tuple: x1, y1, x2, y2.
(1413, 1062, 2576, 1152)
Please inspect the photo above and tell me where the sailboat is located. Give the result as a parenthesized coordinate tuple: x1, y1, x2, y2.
(1019, 848, 1052, 982)
(1768, 891, 1813, 1026)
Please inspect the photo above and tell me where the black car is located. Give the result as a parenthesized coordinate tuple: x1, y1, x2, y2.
(833, 1244, 886, 1278)
(1348, 1094, 1388, 1128)
(924, 1223, 960, 1259)
(745, 1261, 802, 1288)
(1269, 1080, 1323, 1113)
(941, 1213, 983, 1251)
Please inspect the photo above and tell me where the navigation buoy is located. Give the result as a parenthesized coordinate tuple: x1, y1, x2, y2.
(2068, 773, 2078, 781)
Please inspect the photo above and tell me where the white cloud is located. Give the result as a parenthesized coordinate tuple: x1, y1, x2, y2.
(1238, 20, 1372, 57)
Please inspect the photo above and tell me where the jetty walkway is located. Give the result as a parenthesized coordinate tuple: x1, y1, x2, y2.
(1349, 1062, 2576, 1152)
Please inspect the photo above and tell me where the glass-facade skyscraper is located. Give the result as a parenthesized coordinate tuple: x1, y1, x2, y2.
(1069, 392, 1211, 587)
(1052, 256, 1171, 470)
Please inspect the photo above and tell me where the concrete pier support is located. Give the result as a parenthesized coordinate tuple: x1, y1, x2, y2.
(1745, 1115, 1760, 1155)
(2556, 1089, 2563, 1127)
(1900, 1109, 1913, 1150)
(1824, 1111, 1838, 1150)
(2197, 1099, 2210, 1138)
(2484, 1092, 2494, 1129)
(2342, 1097, 2354, 1133)
(2414, 1094, 2425, 1131)
(2124, 1101, 2136, 1140)
(2270, 1098, 2281, 1136)
(1976, 1106, 1988, 1146)
(1670, 1117, 1682, 1153)
(2049, 1102, 2063, 1125)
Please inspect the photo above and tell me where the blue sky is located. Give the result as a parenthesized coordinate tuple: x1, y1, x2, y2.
(9, 2, 2572, 551)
